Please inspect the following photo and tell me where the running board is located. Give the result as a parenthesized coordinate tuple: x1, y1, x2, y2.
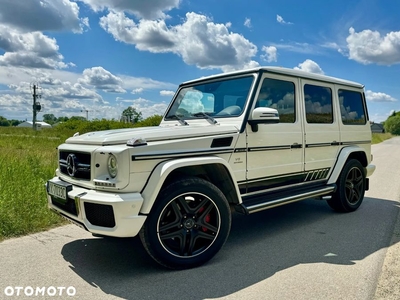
(236, 185, 336, 215)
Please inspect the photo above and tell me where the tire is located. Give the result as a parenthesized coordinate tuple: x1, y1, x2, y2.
(139, 176, 231, 269)
(327, 159, 366, 212)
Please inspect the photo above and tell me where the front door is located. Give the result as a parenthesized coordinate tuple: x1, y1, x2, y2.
(245, 74, 304, 194)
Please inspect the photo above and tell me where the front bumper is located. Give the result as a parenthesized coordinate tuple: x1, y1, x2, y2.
(46, 177, 146, 237)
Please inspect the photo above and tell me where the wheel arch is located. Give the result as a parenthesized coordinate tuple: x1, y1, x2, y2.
(140, 157, 241, 214)
(327, 146, 368, 184)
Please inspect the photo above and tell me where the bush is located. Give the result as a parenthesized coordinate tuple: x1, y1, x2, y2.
(384, 115, 400, 135)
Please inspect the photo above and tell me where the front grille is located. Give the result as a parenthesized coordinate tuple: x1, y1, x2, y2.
(59, 151, 91, 180)
(52, 197, 78, 216)
(84, 202, 116, 228)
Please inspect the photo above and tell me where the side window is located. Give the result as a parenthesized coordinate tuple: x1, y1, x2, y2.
(304, 84, 333, 124)
(257, 78, 295, 123)
(338, 89, 366, 125)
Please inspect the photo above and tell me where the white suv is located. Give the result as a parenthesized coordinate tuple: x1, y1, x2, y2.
(46, 67, 375, 269)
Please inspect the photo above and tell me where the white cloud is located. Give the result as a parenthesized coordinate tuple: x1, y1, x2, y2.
(0, 0, 85, 33)
(365, 90, 397, 102)
(99, 11, 258, 72)
(270, 42, 320, 55)
(0, 26, 71, 69)
(370, 110, 396, 123)
(244, 18, 252, 28)
(120, 75, 176, 91)
(160, 90, 175, 96)
(346, 27, 400, 65)
(79, 0, 180, 20)
(117, 97, 168, 118)
(294, 59, 324, 74)
(261, 46, 277, 62)
(132, 88, 144, 94)
(79, 67, 126, 93)
(276, 15, 293, 25)
(0, 66, 175, 120)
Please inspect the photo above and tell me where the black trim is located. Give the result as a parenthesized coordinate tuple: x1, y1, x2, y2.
(341, 140, 371, 145)
(132, 149, 233, 161)
(240, 70, 264, 133)
(306, 140, 371, 148)
(243, 168, 331, 195)
(211, 137, 233, 148)
(249, 145, 292, 152)
(306, 143, 334, 148)
(246, 173, 304, 193)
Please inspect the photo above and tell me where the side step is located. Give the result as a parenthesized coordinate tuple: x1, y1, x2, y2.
(236, 185, 336, 215)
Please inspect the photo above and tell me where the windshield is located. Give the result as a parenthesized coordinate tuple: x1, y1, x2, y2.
(165, 76, 254, 119)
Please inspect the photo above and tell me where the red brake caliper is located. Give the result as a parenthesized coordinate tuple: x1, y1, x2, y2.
(198, 207, 211, 232)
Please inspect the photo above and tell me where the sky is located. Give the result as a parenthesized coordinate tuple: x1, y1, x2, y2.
(0, 0, 399, 123)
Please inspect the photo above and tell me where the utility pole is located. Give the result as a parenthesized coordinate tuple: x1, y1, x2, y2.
(32, 84, 41, 130)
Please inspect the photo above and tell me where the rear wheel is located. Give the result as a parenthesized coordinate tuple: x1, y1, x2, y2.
(139, 177, 231, 269)
(327, 159, 366, 212)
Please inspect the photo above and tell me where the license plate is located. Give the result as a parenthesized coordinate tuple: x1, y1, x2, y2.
(48, 181, 72, 201)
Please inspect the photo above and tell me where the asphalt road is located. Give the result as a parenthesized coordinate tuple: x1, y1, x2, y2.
(1, 137, 400, 300)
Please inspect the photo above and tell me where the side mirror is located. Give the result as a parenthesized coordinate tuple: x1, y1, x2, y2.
(248, 107, 279, 132)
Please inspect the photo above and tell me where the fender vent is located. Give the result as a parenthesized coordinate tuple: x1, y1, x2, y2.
(211, 137, 233, 148)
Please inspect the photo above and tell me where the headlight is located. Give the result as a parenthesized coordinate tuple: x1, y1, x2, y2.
(107, 154, 118, 178)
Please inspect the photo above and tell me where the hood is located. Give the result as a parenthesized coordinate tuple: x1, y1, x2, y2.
(65, 124, 239, 146)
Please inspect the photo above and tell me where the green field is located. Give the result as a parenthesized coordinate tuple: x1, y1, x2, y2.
(0, 127, 70, 241)
(372, 132, 393, 144)
(0, 126, 394, 241)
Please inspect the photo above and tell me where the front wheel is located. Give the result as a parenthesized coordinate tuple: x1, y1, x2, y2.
(327, 159, 366, 212)
(139, 177, 231, 269)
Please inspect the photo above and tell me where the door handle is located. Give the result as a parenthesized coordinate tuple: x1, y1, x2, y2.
(291, 143, 302, 149)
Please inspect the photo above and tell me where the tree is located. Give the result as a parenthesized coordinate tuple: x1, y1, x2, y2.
(0, 116, 9, 126)
(384, 115, 400, 135)
(69, 116, 87, 121)
(43, 114, 57, 125)
(57, 116, 69, 123)
(136, 115, 162, 126)
(121, 106, 142, 123)
(9, 119, 22, 126)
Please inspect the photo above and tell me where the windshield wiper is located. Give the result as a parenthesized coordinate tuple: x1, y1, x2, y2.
(192, 112, 218, 125)
(167, 114, 188, 126)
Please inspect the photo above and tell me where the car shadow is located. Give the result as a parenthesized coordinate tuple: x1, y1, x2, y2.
(61, 196, 399, 300)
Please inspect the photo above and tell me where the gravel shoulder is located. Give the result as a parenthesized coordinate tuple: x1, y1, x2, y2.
(369, 137, 400, 300)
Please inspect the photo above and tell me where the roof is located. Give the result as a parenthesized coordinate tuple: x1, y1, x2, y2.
(17, 121, 52, 127)
(181, 66, 364, 88)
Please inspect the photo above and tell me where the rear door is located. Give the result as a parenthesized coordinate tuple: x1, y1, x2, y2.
(301, 80, 340, 178)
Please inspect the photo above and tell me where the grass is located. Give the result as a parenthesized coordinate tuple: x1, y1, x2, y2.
(0, 127, 71, 241)
(372, 132, 393, 144)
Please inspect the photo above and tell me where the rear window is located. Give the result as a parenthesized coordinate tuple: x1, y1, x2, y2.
(304, 84, 333, 124)
(338, 89, 367, 125)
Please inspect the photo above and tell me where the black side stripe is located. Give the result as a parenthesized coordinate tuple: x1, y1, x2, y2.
(306, 140, 371, 148)
(132, 149, 233, 161)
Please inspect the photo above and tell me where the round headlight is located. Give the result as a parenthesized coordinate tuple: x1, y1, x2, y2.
(107, 154, 118, 178)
